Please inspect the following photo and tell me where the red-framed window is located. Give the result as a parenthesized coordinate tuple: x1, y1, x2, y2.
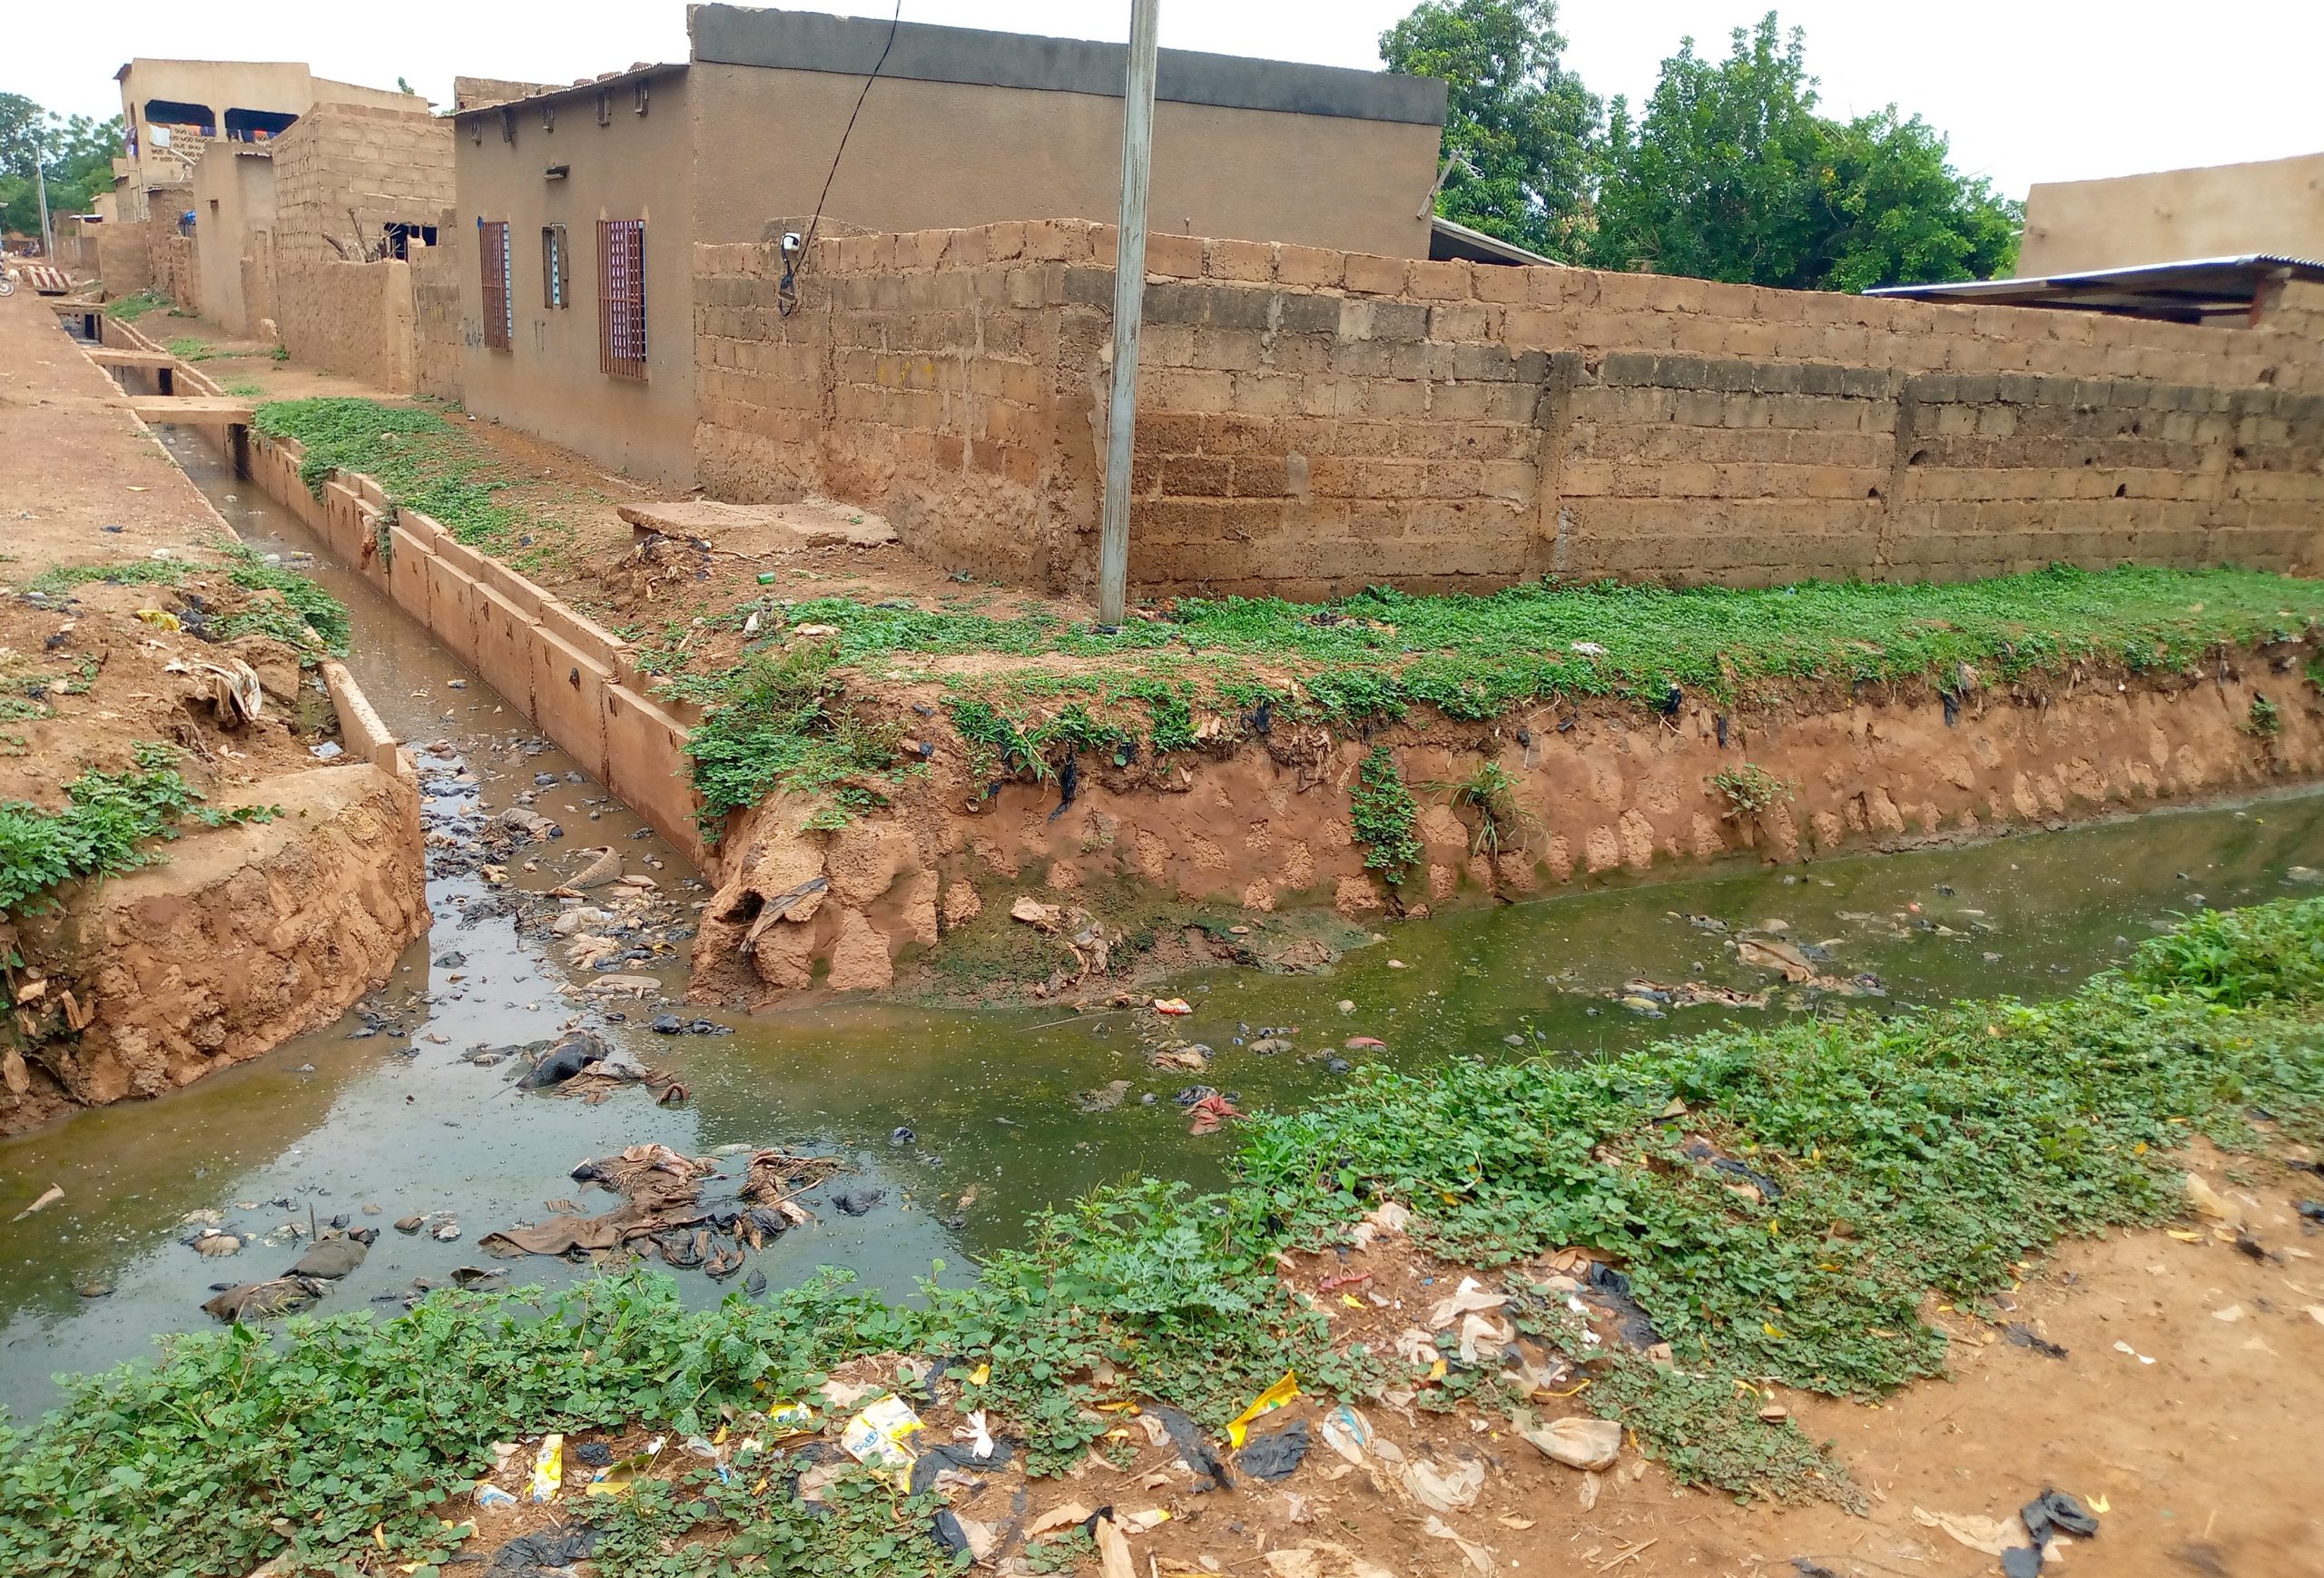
(598, 219, 645, 379)
(478, 219, 512, 350)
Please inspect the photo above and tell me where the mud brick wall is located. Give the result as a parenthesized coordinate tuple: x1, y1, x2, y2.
(274, 259, 418, 394)
(95, 221, 154, 296)
(270, 103, 455, 262)
(146, 229, 199, 313)
(410, 228, 464, 403)
(694, 220, 2324, 597)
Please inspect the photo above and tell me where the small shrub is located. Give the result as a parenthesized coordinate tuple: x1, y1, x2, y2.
(1349, 745, 1422, 877)
(1439, 760, 1523, 858)
(1709, 763, 1793, 819)
(2248, 694, 2282, 737)
(0, 743, 270, 916)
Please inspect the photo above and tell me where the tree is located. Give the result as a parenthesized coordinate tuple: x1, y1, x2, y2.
(1585, 15, 1836, 287)
(0, 94, 124, 237)
(1380, 0, 1600, 260)
(1581, 14, 2020, 290)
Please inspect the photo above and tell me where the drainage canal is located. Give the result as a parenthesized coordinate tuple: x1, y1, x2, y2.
(0, 424, 2319, 1414)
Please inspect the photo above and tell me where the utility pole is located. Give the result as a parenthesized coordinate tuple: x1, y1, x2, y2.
(1095, 0, 1160, 631)
(32, 123, 55, 260)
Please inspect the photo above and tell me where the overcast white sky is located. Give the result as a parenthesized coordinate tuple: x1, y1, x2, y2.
(13, 1, 2322, 199)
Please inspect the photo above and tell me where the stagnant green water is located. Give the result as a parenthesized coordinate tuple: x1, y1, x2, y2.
(0, 429, 2317, 1421)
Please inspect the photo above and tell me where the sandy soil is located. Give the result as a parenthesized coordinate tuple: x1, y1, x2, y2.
(0, 291, 428, 1129)
(452, 1146, 2324, 1578)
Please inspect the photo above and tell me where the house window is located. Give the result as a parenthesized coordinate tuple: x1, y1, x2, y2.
(383, 222, 438, 261)
(478, 220, 512, 350)
(542, 224, 568, 308)
(598, 219, 646, 379)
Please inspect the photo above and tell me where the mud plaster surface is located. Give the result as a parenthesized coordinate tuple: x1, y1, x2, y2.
(693, 661, 2324, 1008)
(0, 293, 428, 1130)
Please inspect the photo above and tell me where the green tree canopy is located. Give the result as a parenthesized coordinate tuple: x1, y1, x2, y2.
(1380, 0, 1601, 260)
(1383, 5, 2022, 290)
(0, 94, 123, 238)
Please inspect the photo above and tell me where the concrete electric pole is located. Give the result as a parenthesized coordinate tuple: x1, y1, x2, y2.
(32, 124, 55, 260)
(1095, 0, 1160, 631)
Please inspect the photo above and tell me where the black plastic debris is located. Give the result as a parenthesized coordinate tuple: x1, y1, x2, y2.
(1237, 1420, 1310, 1482)
(516, 1031, 610, 1090)
(491, 1527, 599, 1575)
(1681, 1139, 1786, 1203)
(932, 1509, 975, 1556)
(2297, 1199, 2324, 1223)
(574, 1441, 615, 1469)
(2004, 1323, 2068, 1359)
(909, 1438, 1015, 1494)
(891, 1126, 917, 1146)
(1148, 1404, 1231, 1492)
(1582, 1260, 1664, 1349)
(832, 1188, 886, 1217)
(2004, 1485, 2101, 1575)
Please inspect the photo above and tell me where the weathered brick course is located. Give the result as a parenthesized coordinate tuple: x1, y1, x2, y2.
(692, 221, 2324, 597)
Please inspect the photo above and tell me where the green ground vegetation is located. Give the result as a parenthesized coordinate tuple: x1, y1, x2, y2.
(2, 897, 2319, 1574)
(100, 291, 167, 323)
(656, 563, 2322, 833)
(250, 398, 578, 570)
(31, 547, 350, 660)
(0, 743, 275, 920)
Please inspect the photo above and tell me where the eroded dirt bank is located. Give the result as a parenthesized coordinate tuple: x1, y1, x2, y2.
(0, 293, 428, 1133)
(694, 655, 2322, 1008)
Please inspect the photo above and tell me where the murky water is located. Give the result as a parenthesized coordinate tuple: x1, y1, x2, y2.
(2, 428, 2319, 1419)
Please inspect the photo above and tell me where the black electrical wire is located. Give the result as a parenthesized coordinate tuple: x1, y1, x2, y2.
(780, 0, 903, 317)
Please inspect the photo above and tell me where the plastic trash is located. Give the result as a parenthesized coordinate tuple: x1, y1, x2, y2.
(1226, 1371, 1299, 1448)
(766, 1401, 817, 1439)
(473, 1482, 517, 1510)
(526, 1435, 563, 1504)
(1319, 1405, 1373, 1465)
(841, 1394, 925, 1471)
(1149, 1404, 1231, 1492)
(1152, 997, 1194, 1015)
(1517, 1413, 1621, 1471)
(1238, 1420, 1310, 1482)
(1403, 1456, 1485, 1513)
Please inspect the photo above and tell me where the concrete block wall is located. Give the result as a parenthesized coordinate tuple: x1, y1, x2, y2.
(239, 427, 708, 866)
(96, 220, 154, 296)
(270, 103, 456, 262)
(694, 219, 2324, 597)
(410, 227, 464, 402)
(275, 258, 419, 394)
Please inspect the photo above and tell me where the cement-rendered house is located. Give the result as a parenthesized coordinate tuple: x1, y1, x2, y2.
(2018, 149, 2324, 274)
(448, 2, 1449, 488)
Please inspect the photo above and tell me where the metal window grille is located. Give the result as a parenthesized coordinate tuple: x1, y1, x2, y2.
(542, 224, 567, 309)
(479, 220, 512, 350)
(599, 219, 646, 379)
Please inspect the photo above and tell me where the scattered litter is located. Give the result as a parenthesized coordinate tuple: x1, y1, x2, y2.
(1153, 998, 1194, 1015)
(2004, 1323, 2068, 1358)
(1318, 1405, 1373, 1465)
(1076, 1080, 1134, 1112)
(2111, 1339, 2155, 1365)
(1149, 1404, 1231, 1492)
(1422, 1514, 1496, 1577)
(488, 1527, 597, 1575)
(12, 1185, 62, 1221)
(1187, 1091, 1243, 1136)
(1516, 1412, 1621, 1472)
(201, 1276, 327, 1323)
(931, 1510, 999, 1561)
(1025, 1502, 1095, 1538)
(1237, 1420, 1310, 1482)
(1425, 1276, 1508, 1330)
(840, 1393, 925, 1471)
(1911, 1507, 2027, 1558)
(1403, 1456, 1485, 1513)
(1347, 1198, 1410, 1250)
(473, 1482, 517, 1510)
(1226, 1372, 1299, 1449)
(1344, 1036, 1386, 1050)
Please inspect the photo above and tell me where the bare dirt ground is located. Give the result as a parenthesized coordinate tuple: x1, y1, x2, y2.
(0, 293, 340, 798)
(452, 1149, 2323, 1578)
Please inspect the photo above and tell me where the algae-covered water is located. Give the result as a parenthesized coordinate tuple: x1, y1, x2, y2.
(0, 429, 2317, 1419)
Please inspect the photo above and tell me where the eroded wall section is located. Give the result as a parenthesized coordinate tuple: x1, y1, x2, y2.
(696, 221, 2324, 598)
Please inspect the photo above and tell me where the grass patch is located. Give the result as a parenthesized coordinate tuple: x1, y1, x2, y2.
(162, 336, 213, 362)
(4, 899, 2321, 1573)
(0, 743, 274, 919)
(752, 564, 2324, 722)
(102, 291, 167, 322)
(679, 644, 909, 836)
(251, 397, 537, 556)
(1349, 744, 1422, 877)
(30, 550, 350, 661)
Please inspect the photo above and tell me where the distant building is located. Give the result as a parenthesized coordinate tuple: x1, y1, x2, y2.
(112, 59, 420, 225)
(447, 2, 1448, 488)
(2018, 151, 2324, 275)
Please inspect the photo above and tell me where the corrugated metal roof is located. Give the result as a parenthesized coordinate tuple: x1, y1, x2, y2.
(1867, 254, 2324, 323)
(449, 63, 686, 121)
(1429, 216, 1565, 269)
